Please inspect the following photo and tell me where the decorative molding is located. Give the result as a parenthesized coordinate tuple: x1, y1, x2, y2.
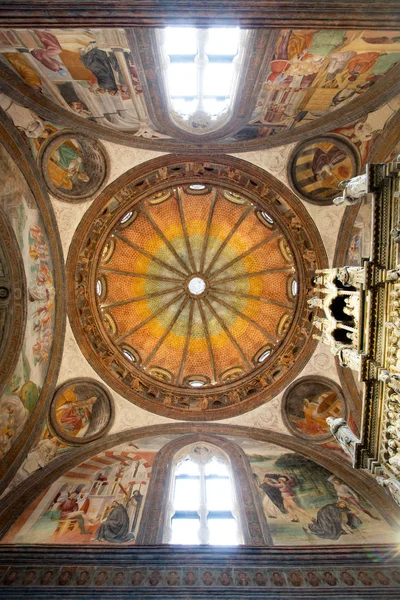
(0, 110, 66, 495)
(0, 206, 26, 397)
(38, 131, 110, 203)
(281, 375, 347, 443)
(1, 56, 400, 154)
(288, 135, 361, 206)
(0, 545, 399, 598)
(66, 154, 328, 420)
(48, 378, 115, 446)
(1, 1, 400, 28)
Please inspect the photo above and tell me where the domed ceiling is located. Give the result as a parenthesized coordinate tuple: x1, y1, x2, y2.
(97, 184, 296, 388)
(67, 155, 327, 420)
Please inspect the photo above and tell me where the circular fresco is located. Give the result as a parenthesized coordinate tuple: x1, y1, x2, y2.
(282, 376, 347, 442)
(67, 155, 327, 420)
(288, 135, 360, 205)
(40, 132, 109, 202)
(49, 379, 114, 444)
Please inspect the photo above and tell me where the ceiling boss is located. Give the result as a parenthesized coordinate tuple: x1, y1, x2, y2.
(67, 156, 327, 419)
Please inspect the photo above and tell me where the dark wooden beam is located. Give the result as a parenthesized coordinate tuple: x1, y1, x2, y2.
(0, 1, 400, 28)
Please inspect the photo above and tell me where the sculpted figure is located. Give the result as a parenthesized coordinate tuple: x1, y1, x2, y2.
(336, 266, 365, 287)
(8, 436, 61, 490)
(0, 93, 46, 138)
(307, 296, 324, 308)
(333, 194, 362, 207)
(330, 345, 361, 372)
(333, 174, 370, 207)
(386, 269, 400, 282)
(391, 226, 400, 244)
(379, 369, 400, 393)
(326, 417, 360, 459)
(376, 476, 400, 507)
(388, 452, 400, 472)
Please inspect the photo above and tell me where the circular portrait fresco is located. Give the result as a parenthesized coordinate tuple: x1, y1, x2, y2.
(288, 135, 360, 205)
(50, 379, 114, 444)
(282, 376, 347, 442)
(40, 133, 109, 202)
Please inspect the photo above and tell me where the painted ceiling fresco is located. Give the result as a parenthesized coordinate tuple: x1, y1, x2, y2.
(239, 438, 395, 546)
(0, 7, 399, 572)
(250, 29, 400, 135)
(1, 27, 400, 150)
(0, 143, 56, 464)
(96, 185, 296, 390)
(0, 29, 147, 133)
(2, 435, 395, 547)
(3, 439, 157, 545)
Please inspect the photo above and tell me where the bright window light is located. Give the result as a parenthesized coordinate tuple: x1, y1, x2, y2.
(168, 63, 197, 97)
(206, 28, 240, 55)
(171, 517, 200, 544)
(164, 27, 197, 55)
(203, 63, 234, 97)
(208, 517, 238, 545)
(168, 447, 239, 545)
(162, 28, 241, 123)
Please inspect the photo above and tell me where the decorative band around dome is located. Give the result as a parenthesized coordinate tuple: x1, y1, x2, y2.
(67, 155, 328, 420)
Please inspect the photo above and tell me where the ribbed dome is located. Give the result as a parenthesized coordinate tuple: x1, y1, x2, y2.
(95, 184, 297, 391)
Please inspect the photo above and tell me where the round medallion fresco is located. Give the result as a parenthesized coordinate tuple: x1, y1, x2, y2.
(67, 155, 327, 420)
(282, 376, 346, 442)
(49, 379, 114, 444)
(39, 132, 109, 202)
(288, 135, 360, 205)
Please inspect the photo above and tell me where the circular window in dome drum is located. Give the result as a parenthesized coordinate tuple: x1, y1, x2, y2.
(67, 155, 327, 420)
(39, 132, 109, 202)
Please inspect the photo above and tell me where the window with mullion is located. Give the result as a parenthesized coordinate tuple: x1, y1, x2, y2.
(170, 454, 239, 545)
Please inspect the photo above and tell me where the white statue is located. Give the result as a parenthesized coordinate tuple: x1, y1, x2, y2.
(326, 417, 360, 459)
(386, 269, 400, 282)
(391, 226, 400, 244)
(307, 296, 324, 308)
(388, 454, 400, 472)
(379, 369, 400, 392)
(336, 266, 365, 287)
(376, 476, 400, 507)
(333, 194, 362, 207)
(330, 345, 361, 371)
(338, 174, 368, 200)
(388, 426, 400, 440)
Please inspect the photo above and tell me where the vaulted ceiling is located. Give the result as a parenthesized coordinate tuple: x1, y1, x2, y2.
(0, 4, 400, 588)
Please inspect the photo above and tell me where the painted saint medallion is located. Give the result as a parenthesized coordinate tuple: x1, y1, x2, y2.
(40, 133, 109, 202)
(50, 379, 114, 444)
(289, 135, 360, 204)
(282, 376, 346, 442)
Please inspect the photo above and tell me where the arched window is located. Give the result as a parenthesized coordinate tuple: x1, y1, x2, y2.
(164, 443, 241, 545)
(136, 433, 271, 546)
